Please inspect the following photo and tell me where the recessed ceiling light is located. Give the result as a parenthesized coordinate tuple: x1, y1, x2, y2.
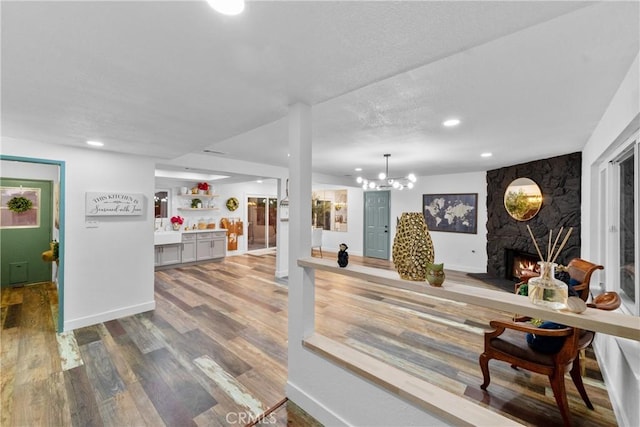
(442, 118, 461, 127)
(354, 167, 362, 172)
(481, 152, 493, 158)
(86, 140, 104, 147)
(206, 0, 245, 16)
(256, 180, 263, 184)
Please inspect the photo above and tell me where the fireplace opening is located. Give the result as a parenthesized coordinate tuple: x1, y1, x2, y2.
(505, 249, 540, 281)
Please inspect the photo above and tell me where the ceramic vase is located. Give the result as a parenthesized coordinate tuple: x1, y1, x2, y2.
(392, 212, 435, 281)
(172, 223, 181, 231)
(426, 262, 445, 287)
(528, 261, 568, 310)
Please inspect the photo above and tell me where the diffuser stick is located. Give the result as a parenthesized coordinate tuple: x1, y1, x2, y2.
(550, 226, 564, 262)
(551, 227, 573, 264)
(547, 230, 552, 261)
(526, 225, 545, 261)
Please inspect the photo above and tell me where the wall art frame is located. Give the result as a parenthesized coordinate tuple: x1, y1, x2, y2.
(422, 193, 478, 234)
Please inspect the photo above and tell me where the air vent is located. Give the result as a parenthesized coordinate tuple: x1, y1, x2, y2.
(203, 149, 226, 155)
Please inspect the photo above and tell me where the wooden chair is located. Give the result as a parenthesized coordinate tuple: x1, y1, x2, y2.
(565, 258, 604, 301)
(479, 319, 594, 426)
(480, 258, 604, 426)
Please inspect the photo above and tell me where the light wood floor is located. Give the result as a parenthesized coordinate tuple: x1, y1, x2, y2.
(1, 252, 616, 426)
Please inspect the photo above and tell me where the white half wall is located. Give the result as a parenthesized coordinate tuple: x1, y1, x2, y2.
(2, 137, 156, 331)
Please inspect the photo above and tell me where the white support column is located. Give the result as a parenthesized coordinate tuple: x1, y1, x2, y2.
(287, 102, 314, 370)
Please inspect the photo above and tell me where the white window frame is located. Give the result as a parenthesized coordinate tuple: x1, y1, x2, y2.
(602, 132, 639, 316)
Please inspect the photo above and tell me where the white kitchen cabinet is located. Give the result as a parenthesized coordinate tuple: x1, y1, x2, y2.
(154, 244, 182, 266)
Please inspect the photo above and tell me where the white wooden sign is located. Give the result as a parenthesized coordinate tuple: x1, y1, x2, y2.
(86, 192, 144, 216)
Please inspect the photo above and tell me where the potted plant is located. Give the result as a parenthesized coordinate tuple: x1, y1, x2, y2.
(170, 215, 184, 231)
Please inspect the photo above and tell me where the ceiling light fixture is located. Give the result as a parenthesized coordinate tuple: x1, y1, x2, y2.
(481, 152, 493, 158)
(86, 140, 104, 147)
(356, 154, 416, 191)
(206, 0, 244, 16)
(443, 118, 461, 127)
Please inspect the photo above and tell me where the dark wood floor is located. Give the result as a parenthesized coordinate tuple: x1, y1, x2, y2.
(1, 252, 616, 426)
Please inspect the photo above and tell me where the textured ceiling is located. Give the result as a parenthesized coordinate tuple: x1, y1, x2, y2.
(2, 1, 639, 182)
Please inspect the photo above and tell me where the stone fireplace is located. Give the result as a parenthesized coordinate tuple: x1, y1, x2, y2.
(486, 153, 582, 279)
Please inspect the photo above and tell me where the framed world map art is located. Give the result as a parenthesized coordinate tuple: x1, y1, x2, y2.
(423, 193, 478, 234)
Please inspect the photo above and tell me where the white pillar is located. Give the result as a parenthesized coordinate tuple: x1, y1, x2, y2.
(287, 103, 314, 373)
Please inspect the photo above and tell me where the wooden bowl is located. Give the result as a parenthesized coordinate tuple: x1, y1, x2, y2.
(587, 292, 621, 311)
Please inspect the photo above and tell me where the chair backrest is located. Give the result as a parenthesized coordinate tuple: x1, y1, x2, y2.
(566, 258, 604, 301)
(311, 227, 323, 248)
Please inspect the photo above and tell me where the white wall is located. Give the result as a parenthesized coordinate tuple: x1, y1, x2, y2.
(389, 171, 488, 273)
(581, 53, 639, 427)
(312, 184, 364, 256)
(2, 137, 156, 331)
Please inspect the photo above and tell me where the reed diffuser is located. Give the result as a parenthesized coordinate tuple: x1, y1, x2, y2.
(526, 225, 573, 310)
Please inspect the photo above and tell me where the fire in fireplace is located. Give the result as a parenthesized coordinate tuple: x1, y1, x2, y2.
(505, 249, 541, 281)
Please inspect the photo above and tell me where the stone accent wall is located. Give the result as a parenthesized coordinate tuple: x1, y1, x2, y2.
(486, 153, 582, 278)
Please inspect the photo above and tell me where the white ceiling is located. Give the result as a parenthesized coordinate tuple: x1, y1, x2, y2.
(2, 1, 638, 183)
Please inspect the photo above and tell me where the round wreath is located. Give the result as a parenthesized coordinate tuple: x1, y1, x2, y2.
(226, 197, 239, 211)
(7, 196, 33, 213)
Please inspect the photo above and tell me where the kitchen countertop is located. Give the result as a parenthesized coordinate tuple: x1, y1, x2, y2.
(154, 228, 227, 245)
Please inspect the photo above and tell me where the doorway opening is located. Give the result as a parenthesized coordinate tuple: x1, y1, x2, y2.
(0, 155, 65, 333)
(247, 196, 277, 252)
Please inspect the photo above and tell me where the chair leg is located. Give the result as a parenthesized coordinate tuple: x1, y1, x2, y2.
(479, 353, 491, 390)
(549, 370, 572, 427)
(570, 358, 594, 410)
(319, 246, 322, 258)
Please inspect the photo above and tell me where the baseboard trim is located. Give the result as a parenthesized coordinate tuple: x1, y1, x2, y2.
(63, 300, 156, 331)
(286, 381, 350, 426)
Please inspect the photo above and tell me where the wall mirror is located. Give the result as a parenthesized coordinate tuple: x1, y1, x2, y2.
(154, 190, 170, 219)
(504, 178, 542, 221)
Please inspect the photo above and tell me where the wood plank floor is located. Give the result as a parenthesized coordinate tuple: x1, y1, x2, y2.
(1, 252, 617, 426)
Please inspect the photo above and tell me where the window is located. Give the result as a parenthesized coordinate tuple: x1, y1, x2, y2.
(607, 134, 639, 315)
(616, 146, 638, 312)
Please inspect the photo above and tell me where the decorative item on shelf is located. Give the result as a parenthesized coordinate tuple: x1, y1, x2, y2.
(525, 225, 572, 310)
(355, 154, 417, 191)
(198, 218, 207, 230)
(337, 243, 349, 268)
(191, 186, 199, 195)
(191, 198, 202, 209)
(587, 291, 621, 310)
(170, 215, 184, 231)
(426, 262, 445, 287)
(180, 187, 189, 195)
(392, 212, 435, 281)
(226, 197, 239, 211)
(197, 182, 209, 195)
(7, 196, 33, 213)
